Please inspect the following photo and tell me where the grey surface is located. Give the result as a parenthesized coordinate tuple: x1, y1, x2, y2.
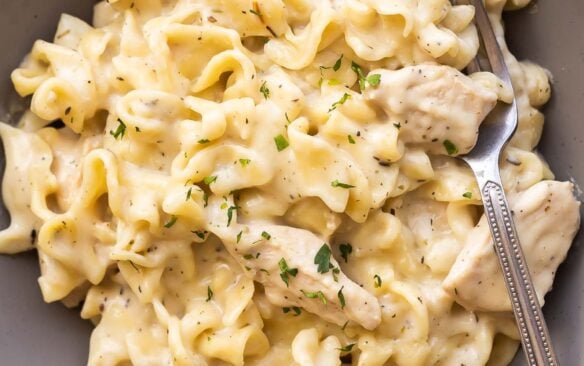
(0, 1, 582, 365)
(504, 1, 584, 365)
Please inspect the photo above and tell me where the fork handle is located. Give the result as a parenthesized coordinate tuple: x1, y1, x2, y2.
(480, 179, 558, 366)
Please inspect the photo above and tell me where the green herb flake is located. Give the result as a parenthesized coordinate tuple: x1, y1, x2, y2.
(337, 343, 356, 353)
(367, 74, 381, 87)
(443, 139, 458, 155)
(341, 321, 349, 330)
(374, 274, 382, 288)
(249, 8, 261, 17)
(314, 244, 332, 274)
(331, 180, 355, 189)
(351, 61, 381, 90)
(239, 158, 251, 167)
(278, 258, 298, 287)
(260, 81, 270, 99)
(164, 215, 178, 228)
(274, 134, 289, 152)
(338, 286, 346, 308)
(236, 230, 243, 243)
(302, 290, 327, 305)
(333, 54, 344, 71)
(328, 93, 351, 112)
(282, 306, 302, 316)
(192, 230, 207, 240)
(198, 139, 210, 144)
(462, 191, 473, 199)
(261, 231, 271, 240)
(348, 135, 356, 144)
(351, 61, 366, 90)
(203, 175, 217, 185)
(206, 286, 213, 302)
(227, 206, 238, 226)
(203, 191, 209, 207)
(332, 267, 340, 282)
(110, 119, 127, 140)
(243, 254, 254, 260)
(339, 243, 353, 263)
(393, 122, 401, 129)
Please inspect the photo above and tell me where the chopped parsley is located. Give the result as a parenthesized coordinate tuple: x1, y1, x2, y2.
(320, 54, 344, 72)
(367, 73, 381, 86)
(331, 180, 355, 189)
(198, 139, 210, 144)
(328, 93, 351, 112)
(260, 81, 270, 99)
(206, 286, 213, 302)
(203, 175, 217, 185)
(274, 134, 289, 151)
(351, 61, 381, 91)
(374, 274, 382, 288)
(314, 244, 332, 274)
(192, 230, 207, 240)
(186, 187, 192, 201)
(278, 258, 298, 287)
(261, 231, 271, 240)
(339, 243, 353, 263)
(164, 215, 178, 228)
(203, 191, 209, 207)
(236, 230, 243, 243)
(239, 158, 251, 167)
(332, 267, 340, 282)
(338, 343, 356, 353)
(333, 55, 343, 71)
(227, 206, 238, 226)
(462, 191, 473, 199)
(283, 306, 302, 316)
(302, 290, 327, 305)
(249, 8, 261, 17)
(348, 135, 356, 144)
(338, 286, 346, 308)
(243, 254, 254, 260)
(443, 139, 458, 155)
(393, 122, 401, 129)
(110, 118, 127, 140)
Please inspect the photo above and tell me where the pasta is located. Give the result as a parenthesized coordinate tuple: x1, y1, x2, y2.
(0, 0, 580, 365)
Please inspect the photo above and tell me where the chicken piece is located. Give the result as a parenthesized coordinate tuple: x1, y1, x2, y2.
(364, 64, 498, 156)
(442, 181, 580, 311)
(208, 198, 381, 330)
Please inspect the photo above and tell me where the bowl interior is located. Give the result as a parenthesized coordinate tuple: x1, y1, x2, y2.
(0, 1, 582, 365)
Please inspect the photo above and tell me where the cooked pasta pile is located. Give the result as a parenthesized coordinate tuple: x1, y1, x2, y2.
(0, 0, 579, 365)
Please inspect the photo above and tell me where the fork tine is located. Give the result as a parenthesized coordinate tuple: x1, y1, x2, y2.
(469, 0, 514, 88)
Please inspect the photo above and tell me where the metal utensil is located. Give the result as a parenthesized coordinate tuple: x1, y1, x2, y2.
(460, 1, 558, 365)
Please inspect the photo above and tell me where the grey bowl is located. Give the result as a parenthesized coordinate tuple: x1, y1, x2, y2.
(0, 1, 582, 365)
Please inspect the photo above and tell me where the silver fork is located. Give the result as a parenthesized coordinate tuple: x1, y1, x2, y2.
(460, 1, 558, 365)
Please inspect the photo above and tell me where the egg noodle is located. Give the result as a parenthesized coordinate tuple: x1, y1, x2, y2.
(0, 0, 579, 365)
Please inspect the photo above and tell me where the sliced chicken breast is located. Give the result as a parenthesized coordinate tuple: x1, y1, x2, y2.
(364, 64, 498, 156)
(442, 181, 580, 311)
(207, 198, 381, 330)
